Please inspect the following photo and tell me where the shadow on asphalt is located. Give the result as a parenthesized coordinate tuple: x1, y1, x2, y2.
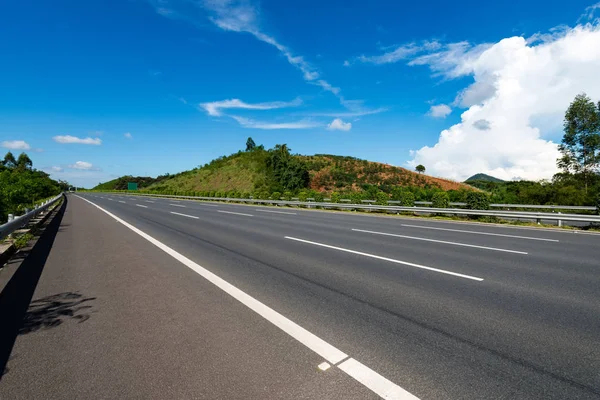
(0, 197, 68, 378)
(19, 292, 95, 335)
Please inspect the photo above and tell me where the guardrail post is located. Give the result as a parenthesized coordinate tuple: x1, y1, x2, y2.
(558, 212, 562, 227)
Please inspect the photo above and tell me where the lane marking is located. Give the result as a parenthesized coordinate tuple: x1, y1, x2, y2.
(136, 204, 148, 208)
(170, 204, 186, 208)
(217, 210, 253, 217)
(400, 224, 559, 242)
(257, 209, 297, 215)
(285, 236, 483, 281)
(318, 362, 331, 371)
(73, 196, 417, 399)
(352, 228, 528, 255)
(108, 198, 114, 201)
(338, 358, 418, 399)
(145, 200, 155, 203)
(170, 211, 199, 219)
(119, 201, 126, 204)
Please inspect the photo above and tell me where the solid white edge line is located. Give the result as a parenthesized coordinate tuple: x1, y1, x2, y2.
(400, 224, 559, 242)
(75, 195, 418, 400)
(118, 201, 126, 203)
(170, 211, 199, 219)
(170, 204, 186, 207)
(285, 236, 483, 281)
(257, 209, 297, 215)
(352, 229, 528, 255)
(217, 210, 253, 217)
(136, 204, 148, 208)
(338, 358, 419, 400)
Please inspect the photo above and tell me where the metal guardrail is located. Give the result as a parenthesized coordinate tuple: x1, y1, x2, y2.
(412, 201, 596, 211)
(0, 194, 63, 241)
(106, 192, 600, 224)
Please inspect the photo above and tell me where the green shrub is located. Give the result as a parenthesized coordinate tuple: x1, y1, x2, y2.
(376, 191, 389, 205)
(596, 192, 600, 215)
(330, 192, 341, 203)
(432, 192, 450, 208)
(271, 191, 282, 200)
(298, 190, 309, 202)
(282, 191, 293, 201)
(466, 191, 490, 210)
(402, 192, 415, 207)
(313, 192, 325, 202)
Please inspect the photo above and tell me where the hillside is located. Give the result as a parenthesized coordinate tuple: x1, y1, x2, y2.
(96, 147, 474, 197)
(466, 173, 504, 183)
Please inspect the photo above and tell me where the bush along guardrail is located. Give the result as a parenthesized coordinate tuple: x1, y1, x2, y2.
(93, 191, 600, 225)
(0, 193, 64, 241)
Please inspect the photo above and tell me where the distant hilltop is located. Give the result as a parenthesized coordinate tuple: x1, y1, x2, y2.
(465, 173, 505, 183)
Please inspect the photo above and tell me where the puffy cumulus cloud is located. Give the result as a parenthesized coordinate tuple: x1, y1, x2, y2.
(327, 118, 352, 131)
(68, 161, 99, 171)
(427, 104, 452, 118)
(410, 23, 600, 181)
(1, 140, 31, 150)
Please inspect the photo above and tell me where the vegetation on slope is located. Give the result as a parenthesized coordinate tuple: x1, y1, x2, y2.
(0, 152, 68, 222)
(465, 173, 504, 183)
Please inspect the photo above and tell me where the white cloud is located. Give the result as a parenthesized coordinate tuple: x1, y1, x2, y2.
(355, 40, 442, 65)
(410, 23, 600, 181)
(1, 140, 31, 150)
(231, 116, 320, 130)
(308, 108, 387, 118)
(151, 0, 342, 97)
(51, 166, 64, 172)
(200, 98, 301, 116)
(327, 118, 352, 131)
(427, 104, 452, 118)
(343, 60, 350, 67)
(124, 132, 133, 139)
(53, 135, 102, 145)
(68, 161, 98, 171)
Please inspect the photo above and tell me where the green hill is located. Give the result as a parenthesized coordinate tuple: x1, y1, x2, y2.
(465, 173, 504, 183)
(94, 144, 474, 200)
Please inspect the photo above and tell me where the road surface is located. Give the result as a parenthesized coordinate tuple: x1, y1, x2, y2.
(1, 193, 599, 399)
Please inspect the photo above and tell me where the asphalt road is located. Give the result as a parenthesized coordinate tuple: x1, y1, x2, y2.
(1, 193, 599, 399)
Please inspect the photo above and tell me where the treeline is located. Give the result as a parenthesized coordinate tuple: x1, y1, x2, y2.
(94, 174, 172, 191)
(467, 173, 600, 206)
(0, 152, 67, 222)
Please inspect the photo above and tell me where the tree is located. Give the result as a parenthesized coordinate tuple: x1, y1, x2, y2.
(558, 93, 600, 193)
(246, 137, 256, 151)
(416, 164, 426, 174)
(16, 152, 33, 171)
(2, 152, 17, 169)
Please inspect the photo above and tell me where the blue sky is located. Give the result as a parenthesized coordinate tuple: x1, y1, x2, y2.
(1, 0, 600, 187)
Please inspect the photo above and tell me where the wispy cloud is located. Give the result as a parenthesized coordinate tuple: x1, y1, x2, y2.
(307, 107, 387, 118)
(326, 118, 352, 131)
(351, 40, 442, 65)
(53, 135, 102, 145)
(578, 2, 600, 23)
(50, 166, 64, 172)
(199, 97, 302, 116)
(124, 132, 133, 139)
(427, 104, 452, 118)
(68, 161, 100, 171)
(1, 140, 31, 150)
(151, 0, 340, 95)
(231, 116, 320, 130)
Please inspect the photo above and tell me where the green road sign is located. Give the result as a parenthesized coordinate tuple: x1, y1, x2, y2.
(127, 182, 138, 191)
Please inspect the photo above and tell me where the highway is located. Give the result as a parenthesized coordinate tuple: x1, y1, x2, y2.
(1, 193, 599, 399)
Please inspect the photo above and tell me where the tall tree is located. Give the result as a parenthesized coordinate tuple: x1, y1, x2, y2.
(416, 164, 426, 174)
(246, 137, 256, 151)
(558, 93, 600, 193)
(16, 152, 33, 171)
(2, 152, 17, 169)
